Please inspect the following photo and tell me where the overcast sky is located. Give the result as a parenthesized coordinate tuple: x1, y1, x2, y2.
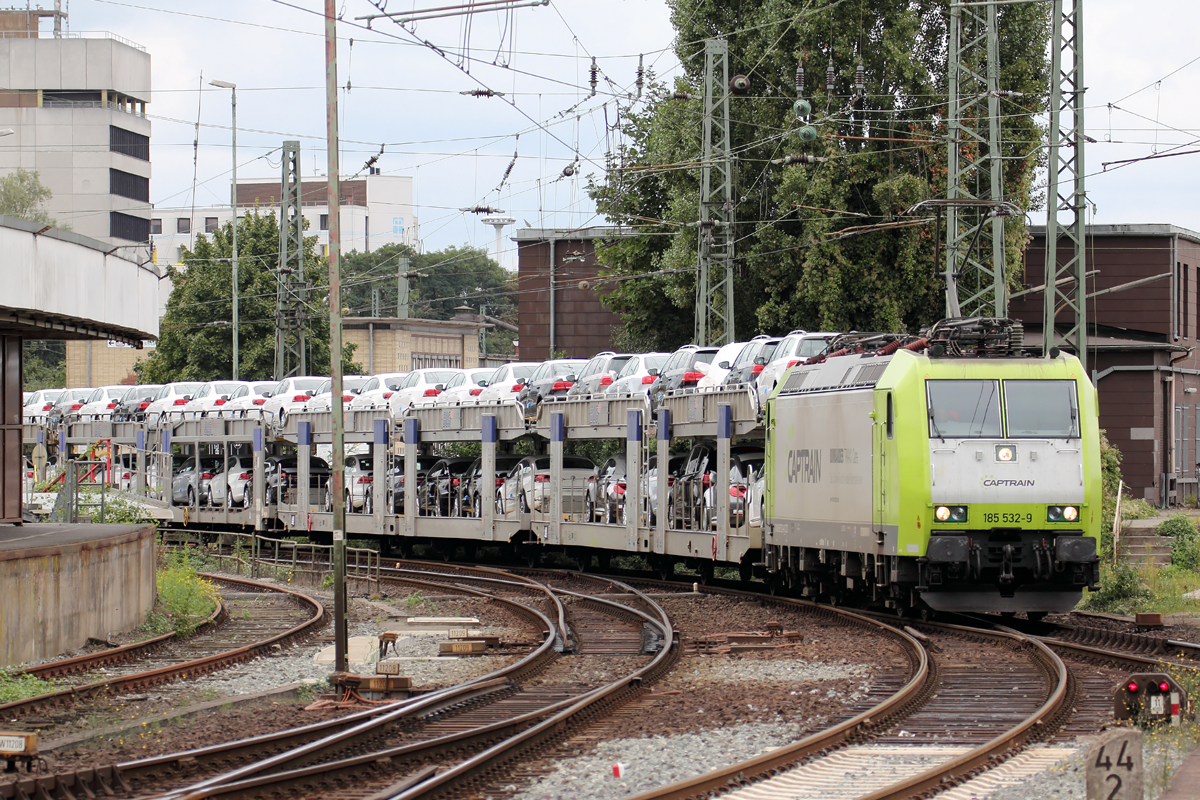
(61, 0, 1200, 267)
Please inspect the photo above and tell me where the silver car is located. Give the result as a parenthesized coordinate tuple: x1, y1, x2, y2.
(171, 456, 222, 506)
(208, 455, 255, 508)
(498, 455, 595, 517)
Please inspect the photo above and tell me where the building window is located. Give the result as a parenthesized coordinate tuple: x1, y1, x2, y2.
(109, 211, 149, 242)
(392, 216, 404, 236)
(205, 217, 218, 233)
(109, 125, 149, 161)
(177, 218, 191, 234)
(150, 218, 162, 235)
(319, 214, 329, 231)
(109, 168, 149, 202)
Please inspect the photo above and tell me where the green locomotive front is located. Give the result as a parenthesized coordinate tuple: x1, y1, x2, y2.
(763, 327, 1101, 615)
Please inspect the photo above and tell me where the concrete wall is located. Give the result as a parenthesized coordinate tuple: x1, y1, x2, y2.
(0, 524, 157, 667)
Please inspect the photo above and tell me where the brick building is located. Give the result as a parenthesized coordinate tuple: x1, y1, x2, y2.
(514, 227, 633, 359)
(1011, 224, 1200, 506)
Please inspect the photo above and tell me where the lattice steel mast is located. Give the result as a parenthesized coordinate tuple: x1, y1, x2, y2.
(695, 38, 735, 346)
(944, 0, 1008, 320)
(274, 140, 307, 379)
(1042, 0, 1088, 371)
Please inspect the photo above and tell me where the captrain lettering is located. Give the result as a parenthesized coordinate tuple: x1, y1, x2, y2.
(981, 479, 1035, 487)
(787, 449, 822, 484)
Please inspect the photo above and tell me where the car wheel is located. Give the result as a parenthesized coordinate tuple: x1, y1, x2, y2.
(225, 486, 233, 509)
(585, 495, 595, 522)
(616, 501, 626, 526)
(495, 491, 505, 515)
(279, 411, 287, 428)
(323, 486, 332, 512)
(345, 490, 352, 513)
(473, 493, 482, 518)
(451, 494, 461, 517)
(519, 492, 530, 514)
(604, 500, 614, 525)
(187, 486, 195, 507)
(243, 485, 252, 508)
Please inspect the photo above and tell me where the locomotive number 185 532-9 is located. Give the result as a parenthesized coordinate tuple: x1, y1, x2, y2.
(982, 511, 1034, 524)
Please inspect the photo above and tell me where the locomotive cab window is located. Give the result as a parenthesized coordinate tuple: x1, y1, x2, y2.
(926, 380, 1002, 438)
(1003, 380, 1080, 438)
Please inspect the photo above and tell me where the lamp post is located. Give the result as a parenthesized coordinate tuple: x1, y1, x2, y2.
(210, 79, 238, 380)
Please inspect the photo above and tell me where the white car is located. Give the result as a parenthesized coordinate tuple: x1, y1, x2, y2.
(144, 382, 205, 424)
(755, 331, 840, 402)
(323, 452, 375, 512)
(434, 368, 496, 406)
(208, 454, 254, 508)
(24, 389, 64, 423)
(73, 385, 128, 422)
(474, 362, 539, 404)
(305, 376, 370, 412)
(696, 341, 752, 388)
(182, 381, 250, 419)
(605, 353, 670, 396)
(497, 455, 595, 516)
(259, 376, 326, 426)
(386, 368, 464, 412)
(220, 382, 279, 418)
(350, 373, 408, 410)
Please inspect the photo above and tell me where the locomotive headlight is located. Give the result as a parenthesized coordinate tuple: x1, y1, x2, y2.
(935, 505, 968, 522)
(935, 506, 951, 521)
(995, 445, 1016, 463)
(1063, 505, 1079, 522)
(1047, 506, 1064, 522)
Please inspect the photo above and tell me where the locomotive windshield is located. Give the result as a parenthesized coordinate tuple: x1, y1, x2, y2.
(926, 380, 1002, 438)
(1003, 380, 1080, 438)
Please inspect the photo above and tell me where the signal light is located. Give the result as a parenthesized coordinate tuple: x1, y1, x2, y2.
(1128, 681, 1139, 693)
(292, 394, 309, 402)
(511, 384, 524, 391)
(383, 392, 394, 399)
(1048, 506, 1079, 522)
(751, 364, 765, 375)
(213, 399, 226, 405)
(107, 402, 118, 409)
(252, 398, 266, 405)
(1160, 681, 1171, 692)
(787, 359, 800, 368)
(139, 402, 151, 410)
(71, 403, 83, 410)
(534, 474, 550, 483)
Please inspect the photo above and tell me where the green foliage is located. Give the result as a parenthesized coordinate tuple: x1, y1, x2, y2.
(0, 667, 60, 704)
(1157, 514, 1198, 539)
(321, 573, 335, 590)
(23, 340, 65, 391)
(1164, 516, 1200, 571)
(1100, 430, 1123, 555)
(0, 167, 56, 227)
(136, 212, 361, 383)
(590, 0, 1049, 345)
(157, 555, 220, 635)
(340, 243, 517, 354)
(101, 496, 157, 525)
(1081, 561, 1153, 614)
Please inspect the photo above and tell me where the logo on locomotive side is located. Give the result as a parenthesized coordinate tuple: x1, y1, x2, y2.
(787, 449, 822, 483)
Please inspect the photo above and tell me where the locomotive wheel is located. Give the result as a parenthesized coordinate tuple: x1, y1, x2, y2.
(697, 561, 715, 585)
(738, 559, 752, 582)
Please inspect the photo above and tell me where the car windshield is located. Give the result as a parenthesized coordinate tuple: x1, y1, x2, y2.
(175, 383, 202, 395)
(423, 371, 459, 384)
(214, 382, 241, 394)
(384, 377, 405, 389)
(253, 383, 276, 393)
(551, 362, 584, 378)
(293, 379, 324, 390)
(797, 337, 832, 357)
(691, 351, 719, 368)
(1003, 380, 1080, 438)
(607, 356, 633, 375)
(926, 380, 1003, 438)
(471, 370, 495, 385)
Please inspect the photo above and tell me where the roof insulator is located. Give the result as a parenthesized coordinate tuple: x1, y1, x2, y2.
(826, 59, 835, 94)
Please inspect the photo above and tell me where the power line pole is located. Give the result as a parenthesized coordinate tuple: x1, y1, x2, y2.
(1042, 0, 1088, 371)
(695, 38, 735, 347)
(944, 0, 1008, 320)
(397, 257, 410, 318)
(275, 140, 307, 379)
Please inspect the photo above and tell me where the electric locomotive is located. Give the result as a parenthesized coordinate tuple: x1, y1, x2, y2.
(762, 318, 1101, 615)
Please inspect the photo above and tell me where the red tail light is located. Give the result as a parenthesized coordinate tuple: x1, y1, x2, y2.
(511, 384, 523, 391)
(469, 388, 483, 396)
(615, 482, 626, 495)
(701, 473, 712, 487)
(42, 404, 53, 410)
(201, 472, 213, 480)
(122, 472, 131, 480)
(534, 474, 550, 483)
(495, 477, 505, 486)
(358, 476, 373, 484)
(787, 359, 800, 368)
(238, 473, 251, 481)
(71, 403, 83, 410)
(252, 398, 266, 405)
(292, 394, 309, 402)
(552, 381, 573, 391)
(213, 399, 226, 405)
(451, 477, 460, 486)
(383, 391, 394, 399)
(26, 471, 33, 478)
(342, 394, 353, 401)
(730, 485, 747, 497)
(138, 402, 151, 410)
(600, 376, 613, 386)
(106, 402, 118, 409)
(641, 375, 657, 384)
(668, 477, 676, 486)
(751, 364, 765, 375)
(681, 371, 704, 383)
(587, 476, 595, 482)
(173, 398, 188, 405)
(423, 388, 441, 397)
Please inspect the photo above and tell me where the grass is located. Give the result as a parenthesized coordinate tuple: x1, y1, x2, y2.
(1082, 560, 1200, 615)
(157, 554, 221, 635)
(0, 667, 61, 703)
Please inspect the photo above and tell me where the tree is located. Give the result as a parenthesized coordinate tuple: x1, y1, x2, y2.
(0, 168, 55, 226)
(23, 340, 65, 391)
(340, 243, 518, 355)
(136, 211, 360, 383)
(590, 0, 1049, 344)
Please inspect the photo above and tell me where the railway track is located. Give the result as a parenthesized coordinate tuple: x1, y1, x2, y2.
(0, 575, 325, 723)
